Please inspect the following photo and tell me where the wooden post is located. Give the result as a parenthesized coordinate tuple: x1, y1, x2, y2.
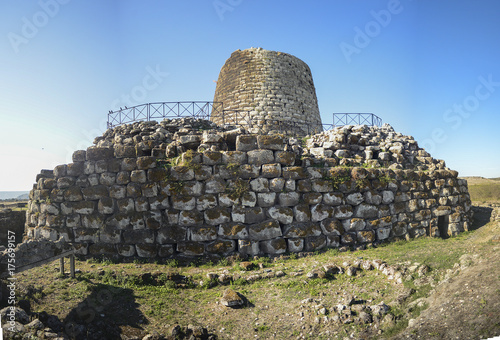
(60, 257, 65, 276)
(69, 254, 75, 278)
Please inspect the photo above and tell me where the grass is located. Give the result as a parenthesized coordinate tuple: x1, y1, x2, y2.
(461, 177, 500, 203)
(8, 214, 498, 339)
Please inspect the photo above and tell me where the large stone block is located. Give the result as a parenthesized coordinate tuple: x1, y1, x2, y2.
(170, 166, 195, 181)
(305, 235, 327, 251)
(294, 204, 311, 222)
(157, 225, 187, 243)
(86, 147, 114, 161)
(354, 203, 378, 219)
(311, 204, 334, 222)
(203, 151, 223, 165)
(222, 151, 247, 165)
(136, 244, 158, 258)
(204, 207, 231, 225)
(257, 135, 285, 150)
(283, 222, 322, 238)
(247, 150, 275, 166)
(189, 226, 217, 242)
(177, 241, 205, 256)
(206, 240, 236, 255)
(178, 210, 204, 226)
(320, 218, 344, 235)
(238, 240, 260, 256)
(274, 151, 296, 166)
(123, 229, 155, 244)
(250, 178, 269, 192)
(260, 237, 287, 255)
(89, 243, 117, 256)
(235, 135, 258, 151)
(261, 163, 281, 178)
(287, 238, 304, 252)
(249, 220, 282, 240)
(282, 167, 307, 180)
(73, 201, 95, 215)
(82, 185, 109, 200)
(278, 192, 300, 206)
(257, 192, 277, 207)
(267, 206, 294, 224)
(172, 195, 196, 211)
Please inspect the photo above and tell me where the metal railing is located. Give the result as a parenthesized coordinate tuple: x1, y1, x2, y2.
(107, 102, 223, 128)
(333, 113, 382, 127)
(107, 103, 382, 134)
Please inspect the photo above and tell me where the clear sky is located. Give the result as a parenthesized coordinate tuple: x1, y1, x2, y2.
(1, 0, 499, 191)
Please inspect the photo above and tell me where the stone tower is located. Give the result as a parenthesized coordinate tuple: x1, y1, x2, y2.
(211, 47, 322, 136)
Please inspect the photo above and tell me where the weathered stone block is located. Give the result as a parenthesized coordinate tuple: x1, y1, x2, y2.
(267, 206, 294, 224)
(156, 225, 187, 244)
(294, 204, 311, 222)
(82, 185, 109, 200)
(117, 244, 136, 257)
(222, 151, 247, 165)
(311, 179, 333, 192)
(123, 229, 154, 244)
(136, 244, 158, 257)
(73, 228, 99, 242)
(274, 151, 296, 166)
(269, 178, 285, 192)
(98, 197, 115, 214)
(89, 243, 117, 256)
(130, 170, 147, 183)
(177, 241, 205, 255)
(99, 226, 122, 243)
(433, 206, 452, 216)
(287, 238, 304, 252)
(326, 235, 340, 248)
(235, 135, 258, 151)
(63, 186, 82, 202)
(322, 192, 343, 206)
(341, 233, 356, 245)
(249, 220, 282, 240)
(354, 204, 378, 219)
(171, 195, 196, 211)
(346, 192, 364, 205)
(261, 163, 281, 178)
(170, 166, 195, 181)
(247, 150, 275, 166)
(189, 226, 217, 242)
(203, 151, 223, 165)
(238, 239, 260, 256)
(109, 185, 126, 199)
(205, 177, 226, 194)
(218, 223, 248, 239)
(282, 166, 307, 180)
(278, 192, 300, 206)
(311, 204, 334, 222)
(178, 210, 204, 226)
(116, 198, 134, 213)
(260, 237, 287, 255)
(305, 235, 326, 251)
(67, 162, 84, 177)
(283, 222, 322, 238)
(121, 158, 137, 171)
(86, 147, 114, 161)
(257, 135, 284, 150)
(320, 218, 344, 235)
(207, 240, 236, 255)
(392, 222, 407, 237)
(250, 178, 269, 192)
(73, 201, 95, 215)
(239, 164, 260, 179)
(57, 177, 75, 189)
(245, 207, 266, 223)
(303, 192, 322, 205)
(204, 207, 231, 225)
(72, 150, 86, 162)
(257, 192, 276, 207)
(357, 230, 375, 243)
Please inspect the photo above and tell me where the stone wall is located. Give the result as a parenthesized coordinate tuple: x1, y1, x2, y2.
(212, 48, 323, 136)
(0, 210, 25, 246)
(24, 119, 473, 260)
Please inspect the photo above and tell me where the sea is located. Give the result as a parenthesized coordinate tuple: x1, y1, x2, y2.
(0, 191, 30, 200)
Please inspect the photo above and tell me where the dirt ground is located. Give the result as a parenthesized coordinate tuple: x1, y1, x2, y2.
(396, 208, 500, 340)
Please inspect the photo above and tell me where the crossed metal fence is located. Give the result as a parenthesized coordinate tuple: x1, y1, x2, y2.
(107, 103, 381, 133)
(333, 113, 382, 127)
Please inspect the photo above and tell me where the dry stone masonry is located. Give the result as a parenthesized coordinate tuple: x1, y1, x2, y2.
(212, 47, 323, 136)
(24, 118, 473, 260)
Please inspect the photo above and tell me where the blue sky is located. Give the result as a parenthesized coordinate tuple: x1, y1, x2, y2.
(1, 0, 499, 191)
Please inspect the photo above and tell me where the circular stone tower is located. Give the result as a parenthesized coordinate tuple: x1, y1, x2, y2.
(211, 47, 322, 136)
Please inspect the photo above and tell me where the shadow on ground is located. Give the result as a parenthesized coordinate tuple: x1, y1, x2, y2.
(62, 283, 147, 339)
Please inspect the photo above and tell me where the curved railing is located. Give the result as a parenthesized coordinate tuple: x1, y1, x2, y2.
(107, 103, 382, 133)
